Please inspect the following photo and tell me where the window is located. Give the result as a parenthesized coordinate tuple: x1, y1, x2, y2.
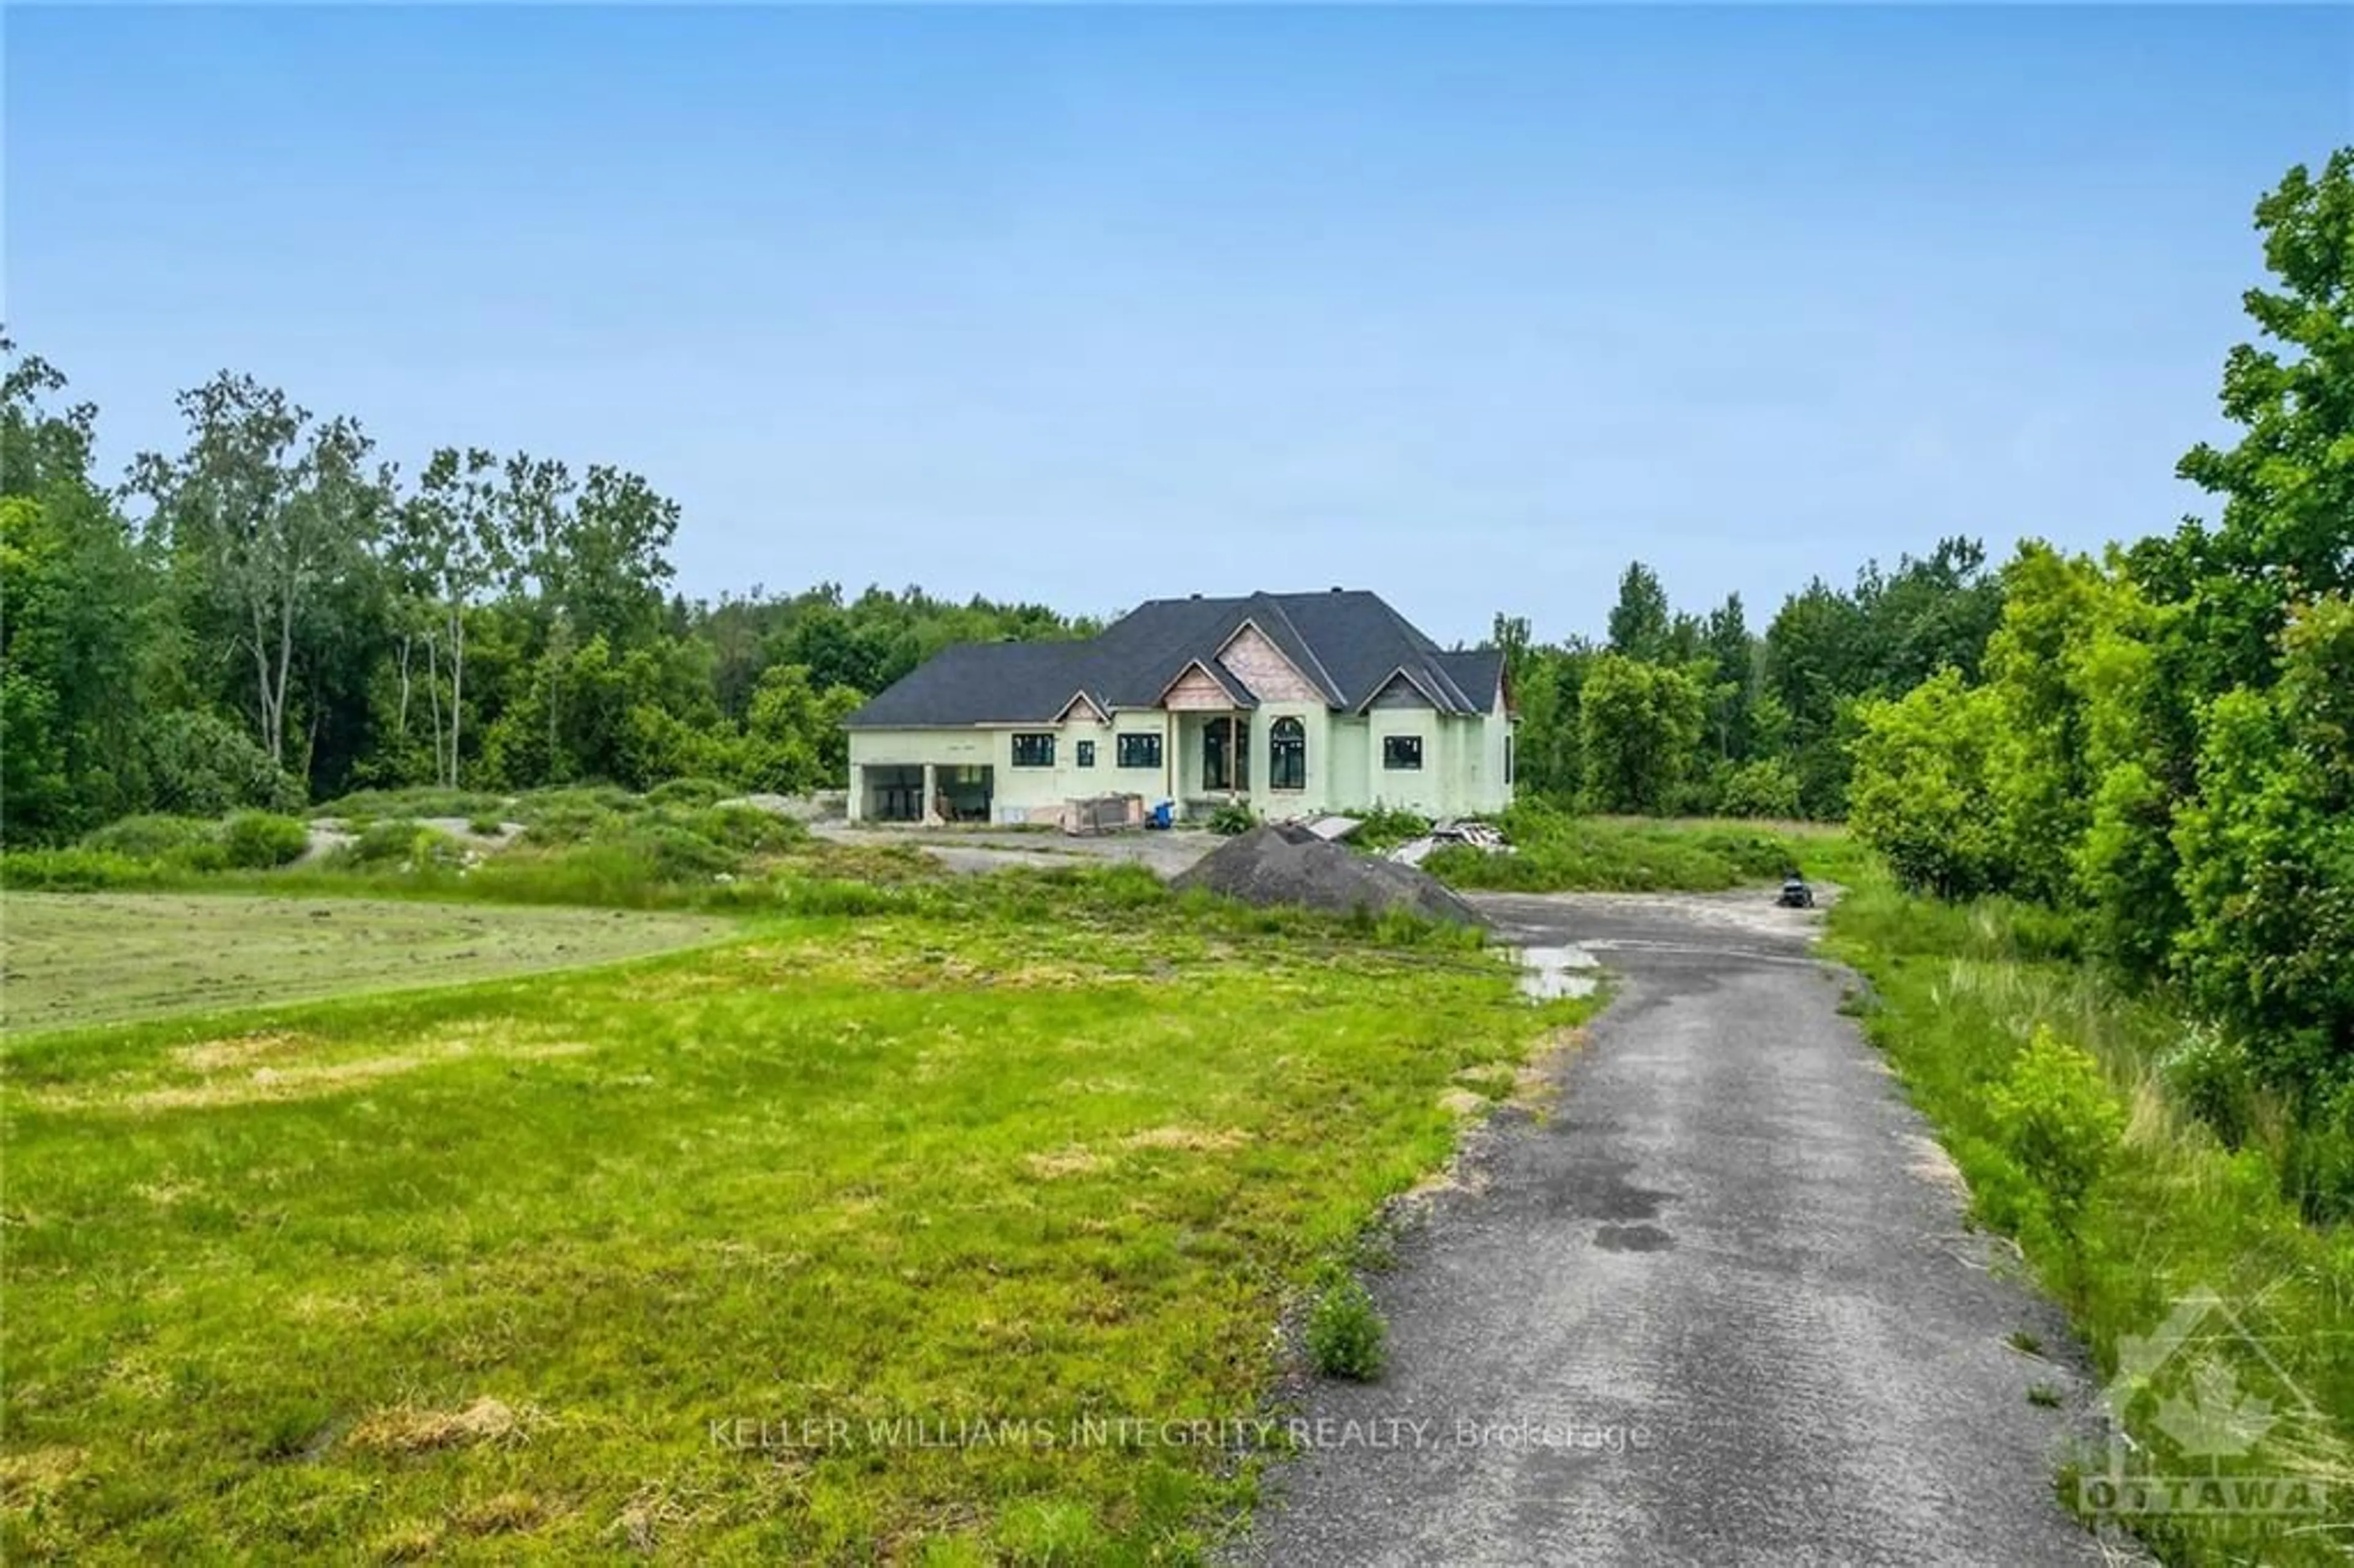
(1504, 733, 1516, 786)
(1075, 740, 1095, 768)
(1011, 733, 1055, 768)
(1269, 717, 1306, 790)
(1383, 734, 1423, 771)
(1115, 733, 1162, 769)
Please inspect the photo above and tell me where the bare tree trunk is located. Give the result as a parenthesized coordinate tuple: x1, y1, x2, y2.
(446, 599, 465, 788)
(249, 602, 276, 764)
(269, 588, 296, 768)
(395, 634, 413, 740)
(425, 633, 445, 785)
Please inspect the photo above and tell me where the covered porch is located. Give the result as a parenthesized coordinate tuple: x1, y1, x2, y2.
(1176, 710, 1251, 817)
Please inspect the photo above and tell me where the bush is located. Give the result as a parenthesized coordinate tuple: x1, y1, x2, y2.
(1305, 1276, 1386, 1380)
(0, 848, 166, 891)
(1206, 802, 1256, 836)
(519, 801, 626, 848)
(309, 787, 504, 823)
(1717, 759, 1803, 821)
(79, 814, 215, 861)
(2281, 1081, 2354, 1226)
(645, 777, 732, 809)
(681, 803, 805, 855)
(514, 785, 642, 822)
(1346, 807, 1431, 852)
(338, 820, 462, 870)
(2162, 1025, 2258, 1149)
(598, 822, 738, 881)
(143, 710, 304, 818)
(1989, 1026, 2124, 1245)
(218, 812, 310, 869)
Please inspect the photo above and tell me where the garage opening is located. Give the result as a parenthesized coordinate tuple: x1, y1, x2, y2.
(866, 766, 925, 823)
(937, 765, 992, 823)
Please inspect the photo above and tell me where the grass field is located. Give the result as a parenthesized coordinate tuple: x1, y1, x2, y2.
(1, 891, 1585, 1562)
(1, 894, 731, 1035)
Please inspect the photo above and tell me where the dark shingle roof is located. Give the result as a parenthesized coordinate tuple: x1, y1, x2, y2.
(847, 590, 1499, 728)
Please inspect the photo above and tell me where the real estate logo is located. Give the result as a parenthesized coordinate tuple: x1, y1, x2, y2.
(2078, 1286, 2329, 1520)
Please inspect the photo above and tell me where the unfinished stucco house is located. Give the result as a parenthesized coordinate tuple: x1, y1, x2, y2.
(842, 589, 1515, 824)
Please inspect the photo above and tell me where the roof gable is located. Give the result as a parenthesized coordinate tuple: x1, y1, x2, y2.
(843, 590, 1499, 728)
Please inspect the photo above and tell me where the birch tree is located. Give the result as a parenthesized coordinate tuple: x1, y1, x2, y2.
(129, 375, 383, 771)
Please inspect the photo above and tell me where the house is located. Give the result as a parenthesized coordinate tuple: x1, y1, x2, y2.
(842, 589, 1515, 824)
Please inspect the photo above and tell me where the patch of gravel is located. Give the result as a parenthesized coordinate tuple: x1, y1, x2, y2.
(1170, 824, 1485, 927)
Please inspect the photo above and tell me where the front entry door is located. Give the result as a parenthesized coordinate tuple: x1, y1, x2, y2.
(1202, 715, 1249, 793)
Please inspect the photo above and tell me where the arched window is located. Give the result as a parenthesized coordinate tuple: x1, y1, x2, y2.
(1269, 717, 1306, 791)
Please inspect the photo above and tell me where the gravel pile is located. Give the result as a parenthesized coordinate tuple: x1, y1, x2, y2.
(1171, 823, 1486, 927)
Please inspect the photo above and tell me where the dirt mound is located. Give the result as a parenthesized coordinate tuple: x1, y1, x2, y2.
(1171, 824, 1486, 927)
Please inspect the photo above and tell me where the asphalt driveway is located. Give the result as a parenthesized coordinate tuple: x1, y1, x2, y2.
(1235, 889, 2108, 1566)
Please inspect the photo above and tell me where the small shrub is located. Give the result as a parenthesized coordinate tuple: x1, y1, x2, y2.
(79, 814, 217, 861)
(1206, 802, 1256, 836)
(310, 787, 503, 822)
(1347, 807, 1431, 852)
(683, 804, 806, 855)
(514, 785, 642, 822)
(1989, 1026, 2125, 1244)
(339, 820, 461, 870)
(645, 777, 731, 809)
(1305, 1276, 1386, 1380)
(2281, 1080, 2354, 1226)
(467, 815, 506, 837)
(218, 812, 310, 869)
(601, 823, 738, 881)
(2162, 1024, 2257, 1149)
(0, 848, 166, 891)
(520, 801, 625, 848)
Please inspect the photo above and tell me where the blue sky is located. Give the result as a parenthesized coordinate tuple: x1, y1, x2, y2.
(7, 6, 2350, 645)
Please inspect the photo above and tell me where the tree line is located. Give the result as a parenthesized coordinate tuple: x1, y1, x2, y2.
(1842, 151, 2353, 1203)
(1, 358, 1088, 843)
(1495, 534, 2003, 823)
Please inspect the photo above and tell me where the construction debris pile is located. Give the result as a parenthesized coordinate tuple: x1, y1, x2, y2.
(1171, 823, 1485, 927)
(1386, 819, 1510, 869)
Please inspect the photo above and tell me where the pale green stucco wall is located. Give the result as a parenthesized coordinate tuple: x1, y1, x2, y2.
(846, 701, 1511, 823)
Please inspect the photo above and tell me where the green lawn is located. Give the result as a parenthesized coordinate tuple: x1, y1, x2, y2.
(1, 895, 1582, 1562)
(0, 892, 732, 1035)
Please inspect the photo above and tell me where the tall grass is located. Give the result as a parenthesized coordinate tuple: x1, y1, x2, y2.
(1428, 801, 1867, 892)
(1829, 876, 2354, 1565)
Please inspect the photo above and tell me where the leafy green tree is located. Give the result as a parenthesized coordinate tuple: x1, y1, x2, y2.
(1606, 561, 1673, 663)
(129, 374, 388, 772)
(1, 346, 165, 841)
(538, 464, 677, 650)
(1981, 544, 2107, 904)
(2171, 150, 2354, 693)
(1847, 669, 2009, 897)
(1718, 758, 1801, 820)
(1578, 652, 1705, 814)
(2171, 595, 2354, 1100)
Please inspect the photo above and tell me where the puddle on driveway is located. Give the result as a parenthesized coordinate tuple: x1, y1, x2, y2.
(1510, 944, 1601, 1000)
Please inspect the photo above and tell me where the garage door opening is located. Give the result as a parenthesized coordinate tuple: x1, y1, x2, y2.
(937, 765, 992, 823)
(864, 766, 925, 823)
